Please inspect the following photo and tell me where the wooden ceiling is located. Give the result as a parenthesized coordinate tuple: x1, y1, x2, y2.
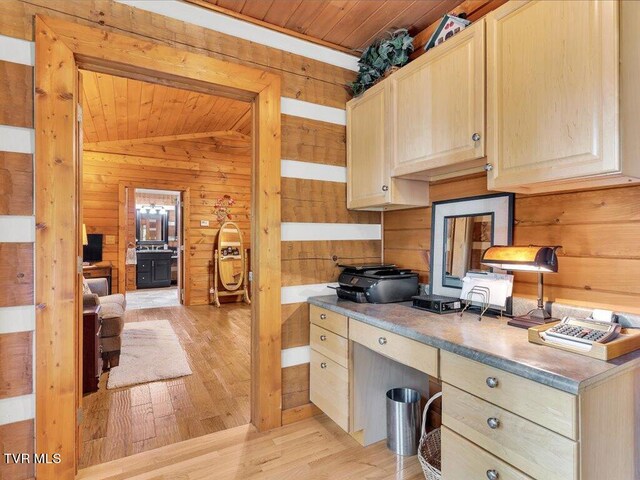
(198, 0, 466, 52)
(80, 71, 252, 144)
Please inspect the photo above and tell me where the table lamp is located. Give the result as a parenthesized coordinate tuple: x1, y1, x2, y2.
(82, 224, 88, 246)
(481, 245, 561, 329)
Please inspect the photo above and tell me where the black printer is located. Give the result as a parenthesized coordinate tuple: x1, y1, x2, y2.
(336, 264, 419, 303)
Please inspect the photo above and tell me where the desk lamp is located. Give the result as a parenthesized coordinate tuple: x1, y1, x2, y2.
(481, 245, 561, 329)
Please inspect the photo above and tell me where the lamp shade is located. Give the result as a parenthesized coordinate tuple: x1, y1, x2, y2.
(481, 246, 559, 272)
(82, 224, 88, 246)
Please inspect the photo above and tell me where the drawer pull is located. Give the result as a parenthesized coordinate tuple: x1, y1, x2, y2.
(486, 376, 499, 388)
(487, 417, 500, 429)
(320, 313, 327, 320)
(486, 470, 499, 480)
(378, 337, 387, 345)
(320, 362, 327, 369)
(320, 335, 327, 341)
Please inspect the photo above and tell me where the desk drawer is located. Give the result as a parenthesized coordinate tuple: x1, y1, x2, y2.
(349, 319, 438, 377)
(310, 349, 349, 431)
(441, 351, 577, 439)
(310, 324, 348, 368)
(442, 426, 533, 480)
(442, 383, 578, 480)
(310, 305, 348, 337)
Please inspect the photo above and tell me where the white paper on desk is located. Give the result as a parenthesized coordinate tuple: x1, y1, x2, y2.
(460, 272, 514, 309)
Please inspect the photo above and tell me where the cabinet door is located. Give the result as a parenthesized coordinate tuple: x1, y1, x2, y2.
(390, 20, 485, 177)
(347, 81, 389, 209)
(152, 258, 172, 284)
(487, 0, 619, 190)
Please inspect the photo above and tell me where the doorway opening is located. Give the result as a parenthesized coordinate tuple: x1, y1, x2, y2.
(78, 68, 254, 468)
(128, 188, 182, 310)
(35, 16, 282, 479)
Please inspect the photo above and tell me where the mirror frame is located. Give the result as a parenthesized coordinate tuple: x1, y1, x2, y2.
(430, 193, 514, 298)
(217, 221, 245, 291)
(136, 208, 170, 244)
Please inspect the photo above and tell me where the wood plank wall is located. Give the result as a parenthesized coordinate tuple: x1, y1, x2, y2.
(385, 174, 640, 315)
(0, 2, 369, 473)
(82, 140, 252, 305)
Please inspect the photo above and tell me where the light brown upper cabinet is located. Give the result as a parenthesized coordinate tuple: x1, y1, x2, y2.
(487, 0, 640, 193)
(390, 19, 486, 180)
(347, 81, 429, 210)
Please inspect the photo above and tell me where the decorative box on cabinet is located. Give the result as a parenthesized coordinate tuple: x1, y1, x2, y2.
(390, 19, 486, 180)
(486, 0, 640, 194)
(346, 81, 429, 211)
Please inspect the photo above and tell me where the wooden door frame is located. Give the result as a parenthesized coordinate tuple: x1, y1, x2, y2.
(35, 15, 282, 480)
(117, 183, 191, 303)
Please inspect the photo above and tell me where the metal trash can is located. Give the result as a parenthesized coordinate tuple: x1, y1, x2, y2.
(386, 387, 422, 456)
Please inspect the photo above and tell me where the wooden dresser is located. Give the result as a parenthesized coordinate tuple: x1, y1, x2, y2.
(83, 263, 112, 294)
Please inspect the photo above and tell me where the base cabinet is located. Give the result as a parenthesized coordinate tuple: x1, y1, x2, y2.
(137, 252, 173, 288)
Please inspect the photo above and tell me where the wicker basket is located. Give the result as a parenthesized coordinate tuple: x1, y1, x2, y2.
(418, 392, 443, 480)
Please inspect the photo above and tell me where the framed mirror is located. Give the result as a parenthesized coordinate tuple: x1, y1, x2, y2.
(136, 208, 169, 244)
(218, 222, 244, 290)
(430, 193, 514, 298)
(212, 221, 250, 306)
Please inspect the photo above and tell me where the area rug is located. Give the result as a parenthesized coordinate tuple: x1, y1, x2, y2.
(107, 319, 192, 389)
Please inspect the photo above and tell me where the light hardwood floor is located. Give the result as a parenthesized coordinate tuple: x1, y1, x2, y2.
(80, 303, 251, 468)
(78, 414, 423, 480)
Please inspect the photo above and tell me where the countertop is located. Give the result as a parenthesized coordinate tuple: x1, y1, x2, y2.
(308, 295, 640, 394)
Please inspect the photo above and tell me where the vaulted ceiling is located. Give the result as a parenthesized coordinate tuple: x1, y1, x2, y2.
(80, 71, 252, 145)
(197, 0, 466, 52)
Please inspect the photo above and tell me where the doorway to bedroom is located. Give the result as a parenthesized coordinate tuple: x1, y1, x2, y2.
(78, 69, 254, 468)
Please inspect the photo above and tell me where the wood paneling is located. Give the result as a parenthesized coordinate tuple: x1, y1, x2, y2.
(1, 0, 354, 109)
(281, 115, 346, 166)
(384, 177, 640, 314)
(0, 331, 33, 398)
(282, 178, 379, 224)
(0, 61, 33, 128)
(198, 0, 466, 51)
(0, 419, 34, 480)
(82, 136, 251, 304)
(282, 240, 381, 286)
(81, 71, 252, 143)
(282, 363, 310, 410)
(281, 303, 309, 349)
(0, 243, 34, 307)
(0, 152, 33, 216)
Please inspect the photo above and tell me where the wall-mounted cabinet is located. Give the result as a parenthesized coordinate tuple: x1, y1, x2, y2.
(347, 81, 429, 211)
(486, 0, 640, 193)
(390, 19, 486, 180)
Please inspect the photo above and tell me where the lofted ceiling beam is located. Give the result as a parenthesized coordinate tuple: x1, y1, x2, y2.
(84, 130, 251, 150)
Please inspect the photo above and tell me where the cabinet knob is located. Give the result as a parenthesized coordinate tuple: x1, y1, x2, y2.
(487, 417, 500, 429)
(486, 376, 499, 388)
(320, 335, 327, 341)
(320, 362, 327, 369)
(320, 313, 327, 320)
(381, 185, 389, 192)
(484, 163, 494, 172)
(378, 337, 387, 345)
(486, 470, 499, 480)
(472, 132, 481, 142)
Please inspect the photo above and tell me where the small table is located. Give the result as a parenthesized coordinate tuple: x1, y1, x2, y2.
(82, 305, 102, 394)
(83, 263, 112, 294)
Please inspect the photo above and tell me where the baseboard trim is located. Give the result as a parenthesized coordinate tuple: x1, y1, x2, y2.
(281, 403, 322, 426)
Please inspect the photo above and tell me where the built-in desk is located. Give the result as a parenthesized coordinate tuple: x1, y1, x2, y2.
(308, 296, 640, 480)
